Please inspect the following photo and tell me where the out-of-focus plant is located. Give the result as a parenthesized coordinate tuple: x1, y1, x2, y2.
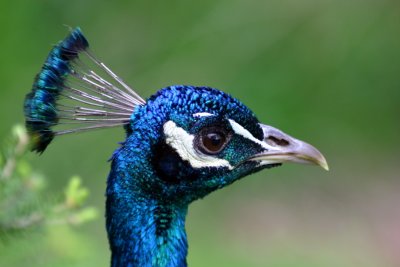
(0, 125, 97, 236)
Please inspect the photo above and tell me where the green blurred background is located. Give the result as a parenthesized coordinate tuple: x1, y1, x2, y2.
(1, 0, 399, 266)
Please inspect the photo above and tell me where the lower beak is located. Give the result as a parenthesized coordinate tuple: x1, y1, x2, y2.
(249, 124, 329, 171)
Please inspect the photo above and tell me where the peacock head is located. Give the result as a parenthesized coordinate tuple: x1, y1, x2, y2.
(120, 85, 328, 205)
(24, 28, 328, 207)
(25, 27, 329, 266)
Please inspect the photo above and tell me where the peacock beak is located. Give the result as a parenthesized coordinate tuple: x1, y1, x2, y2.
(249, 124, 329, 171)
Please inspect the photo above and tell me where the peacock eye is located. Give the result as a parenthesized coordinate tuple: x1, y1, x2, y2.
(196, 127, 231, 155)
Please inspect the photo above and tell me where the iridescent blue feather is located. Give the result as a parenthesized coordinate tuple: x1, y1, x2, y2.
(24, 28, 144, 152)
(24, 28, 88, 152)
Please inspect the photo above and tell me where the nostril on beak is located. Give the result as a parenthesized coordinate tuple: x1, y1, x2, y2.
(266, 136, 290, 147)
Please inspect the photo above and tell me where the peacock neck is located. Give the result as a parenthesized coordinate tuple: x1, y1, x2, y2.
(106, 168, 189, 267)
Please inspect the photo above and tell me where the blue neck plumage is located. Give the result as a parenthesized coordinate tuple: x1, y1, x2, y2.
(106, 169, 188, 267)
(106, 128, 189, 267)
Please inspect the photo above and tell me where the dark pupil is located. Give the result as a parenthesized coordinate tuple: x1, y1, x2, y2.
(203, 132, 225, 152)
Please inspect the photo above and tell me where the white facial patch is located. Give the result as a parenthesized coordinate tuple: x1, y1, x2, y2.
(163, 121, 233, 170)
(228, 119, 275, 151)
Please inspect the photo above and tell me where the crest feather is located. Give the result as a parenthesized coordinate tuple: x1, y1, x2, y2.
(24, 28, 145, 153)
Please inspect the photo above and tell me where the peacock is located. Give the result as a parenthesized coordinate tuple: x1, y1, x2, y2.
(24, 28, 328, 267)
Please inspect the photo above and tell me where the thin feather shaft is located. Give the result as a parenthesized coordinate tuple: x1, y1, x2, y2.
(55, 122, 127, 135)
(85, 51, 146, 104)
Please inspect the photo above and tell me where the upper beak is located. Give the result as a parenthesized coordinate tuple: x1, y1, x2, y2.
(249, 124, 329, 171)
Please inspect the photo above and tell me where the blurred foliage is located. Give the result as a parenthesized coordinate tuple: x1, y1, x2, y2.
(0, 0, 399, 266)
(0, 125, 97, 235)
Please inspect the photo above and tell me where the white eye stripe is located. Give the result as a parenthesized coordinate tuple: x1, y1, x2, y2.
(192, 112, 214, 118)
(163, 120, 233, 170)
(228, 119, 274, 150)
